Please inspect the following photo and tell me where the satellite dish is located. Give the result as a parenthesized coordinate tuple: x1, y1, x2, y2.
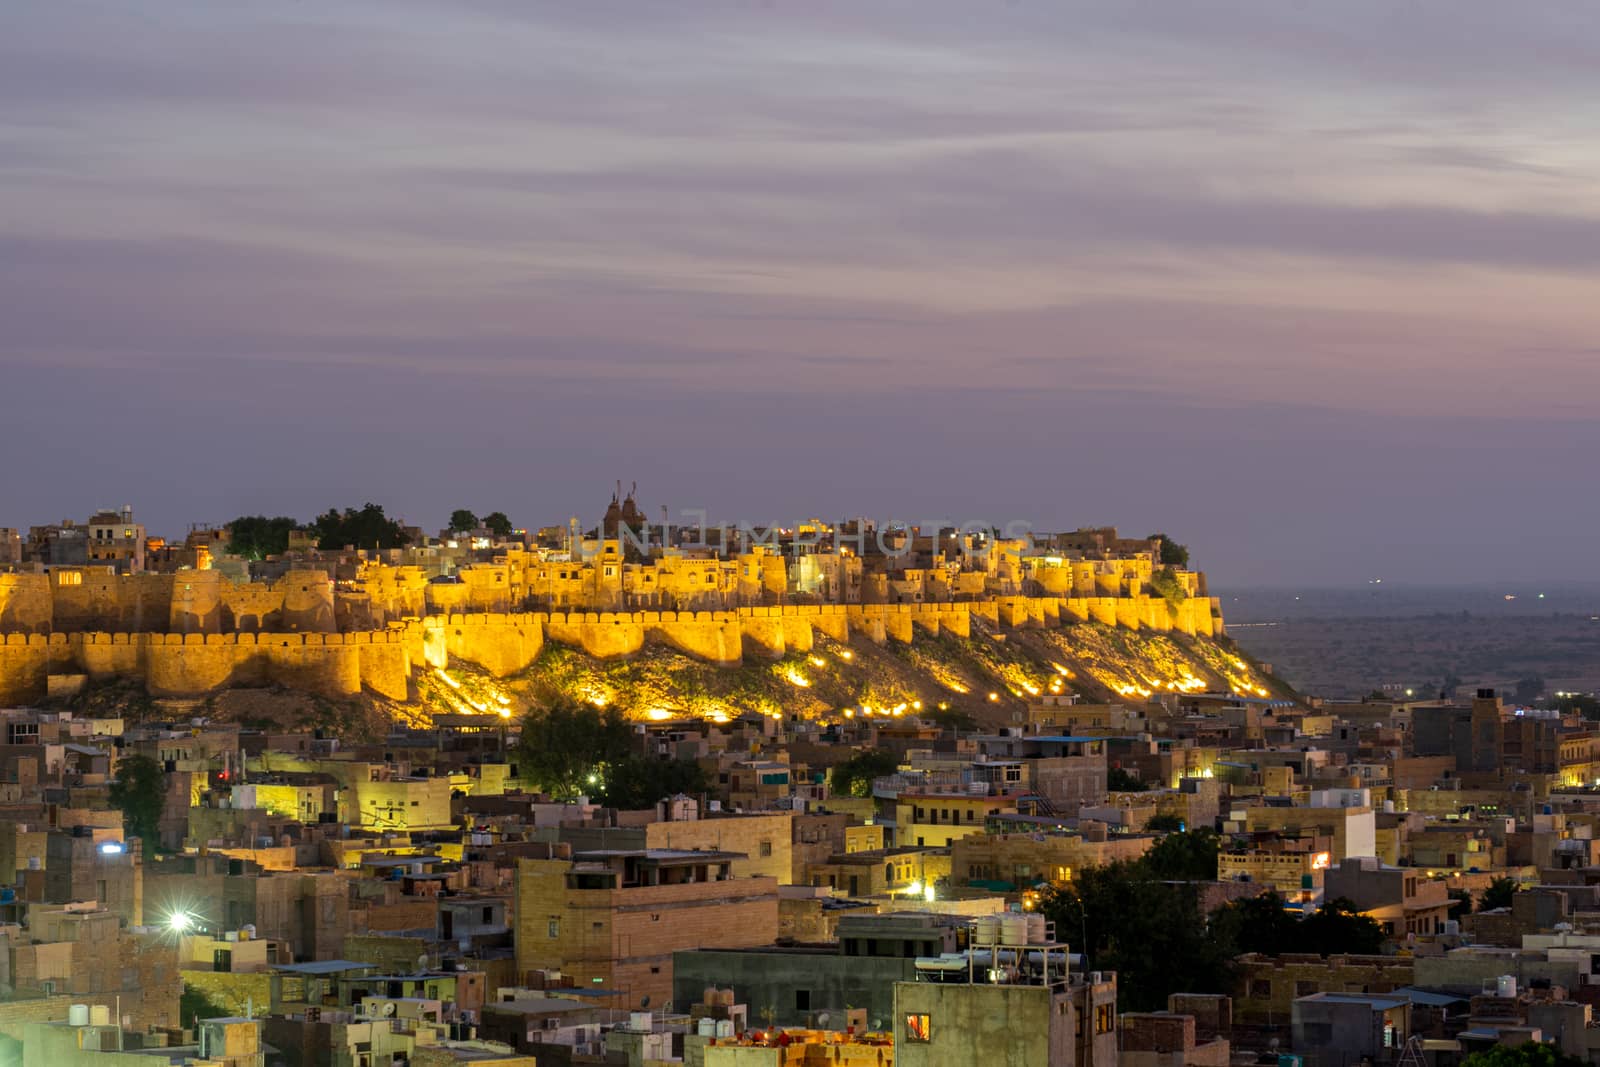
(383, 1002, 397, 1017)
(417, 954, 429, 972)
(816, 1012, 830, 1027)
(639, 995, 651, 1008)
(872, 1019, 883, 1031)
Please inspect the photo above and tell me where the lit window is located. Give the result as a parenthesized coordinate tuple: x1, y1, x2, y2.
(904, 1014, 931, 1042)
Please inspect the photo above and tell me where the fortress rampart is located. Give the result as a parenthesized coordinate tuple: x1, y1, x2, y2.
(0, 558, 1223, 705)
(0, 594, 1222, 706)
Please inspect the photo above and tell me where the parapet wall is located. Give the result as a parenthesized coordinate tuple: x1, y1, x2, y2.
(0, 593, 1223, 705)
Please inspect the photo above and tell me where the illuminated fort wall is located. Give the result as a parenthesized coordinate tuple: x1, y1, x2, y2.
(0, 560, 1222, 705)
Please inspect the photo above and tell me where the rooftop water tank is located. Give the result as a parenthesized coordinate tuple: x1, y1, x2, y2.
(1497, 975, 1517, 998)
(69, 1004, 90, 1027)
(974, 917, 1000, 946)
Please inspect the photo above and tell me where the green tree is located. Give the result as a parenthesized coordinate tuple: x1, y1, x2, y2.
(482, 511, 514, 539)
(224, 515, 299, 560)
(1211, 894, 1386, 958)
(311, 503, 409, 550)
(1462, 1042, 1586, 1067)
(1148, 567, 1189, 606)
(923, 706, 978, 733)
(1298, 897, 1387, 955)
(595, 756, 709, 810)
(180, 985, 229, 1026)
(108, 754, 167, 846)
(1040, 862, 1236, 1011)
(448, 509, 479, 534)
(1548, 693, 1600, 720)
(1145, 812, 1185, 833)
(1144, 533, 1190, 568)
(1108, 766, 1148, 792)
(1448, 887, 1474, 920)
(512, 699, 634, 798)
(1142, 828, 1221, 881)
(1480, 876, 1519, 912)
(1211, 890, 1302, 956)
(829, 749, 901, 798)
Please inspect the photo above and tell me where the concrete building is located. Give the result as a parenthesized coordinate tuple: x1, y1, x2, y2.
(85, 508, 147, 574)
(514, 848, 778, 1010)
(43, 829, 142, 927)
(675, 913, 960, 1029)
(1290, 992, 1410, 1067)
(1322, 857, 1453, 938)
(891, 917, 1116, 1067)
(1237, 791, 1376, 864)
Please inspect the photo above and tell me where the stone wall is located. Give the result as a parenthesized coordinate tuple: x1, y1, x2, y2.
(0, 630, 413, 705)
(0, 590, 1226, 705)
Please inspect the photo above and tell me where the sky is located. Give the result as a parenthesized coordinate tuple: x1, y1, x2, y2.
(3, 1, 1599, 588)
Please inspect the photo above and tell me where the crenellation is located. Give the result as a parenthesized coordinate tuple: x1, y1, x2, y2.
(0, 528, 1225, 704)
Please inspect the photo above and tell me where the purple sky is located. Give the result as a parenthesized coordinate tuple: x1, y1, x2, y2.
(4, 2, 1599, 588)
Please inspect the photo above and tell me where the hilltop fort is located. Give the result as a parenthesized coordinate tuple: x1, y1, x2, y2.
(0, 494, 1226, 708)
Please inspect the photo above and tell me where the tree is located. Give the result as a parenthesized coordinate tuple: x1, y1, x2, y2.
(310, 503, 409, 550)
(594, 756, 709, 810)
(512, 699, 634, 799)
(1142, 828, 1221, 881)
(1144, 533, 1190, 568)
(1108, 766, 1148, 792)
(1039, 862, 1236, 1011)
(1480, 877, 1519, 912)
(108, 754, 167, 846)
(923, 706, 978, 733)
(1211, 893, 1387, 958)
(1148, 567, 1189, 606)
(482, 511, 514, 539)
(224, 515, 299, 560)
(1298, 898, 1387, 956)
(829, 749, 901, 798)
(1547, 693, 1600, 720)
(1514, 676, 1546, 705)
(1462, 1042, 1586, 1067)
(1145, 812, 1185, 833)
(1448, 888, 1474, 921)
(180, 986, 229, 1027)
(1211, 890, 1302, 956)
(448, 509, 479, 534)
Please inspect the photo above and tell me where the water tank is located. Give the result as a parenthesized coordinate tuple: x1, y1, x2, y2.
(241, 924, 256, 940)
(974, 917, 1000, 946)
(27, 857, 41, 871)
(69, 1004, 90, 1027)
(715, 1020, 734, 1038)
(1383, 800, 1396, 814)
(1443, 920, 1460, 936)
(697, 1018, 717, 1037)
(1497, 975, 1517, 998)
(1026, 914, 1047, 944)
(630, 1011, 652, 1032)
(89, 1005, 111, 1026)
(999, 916, 1029, 947)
